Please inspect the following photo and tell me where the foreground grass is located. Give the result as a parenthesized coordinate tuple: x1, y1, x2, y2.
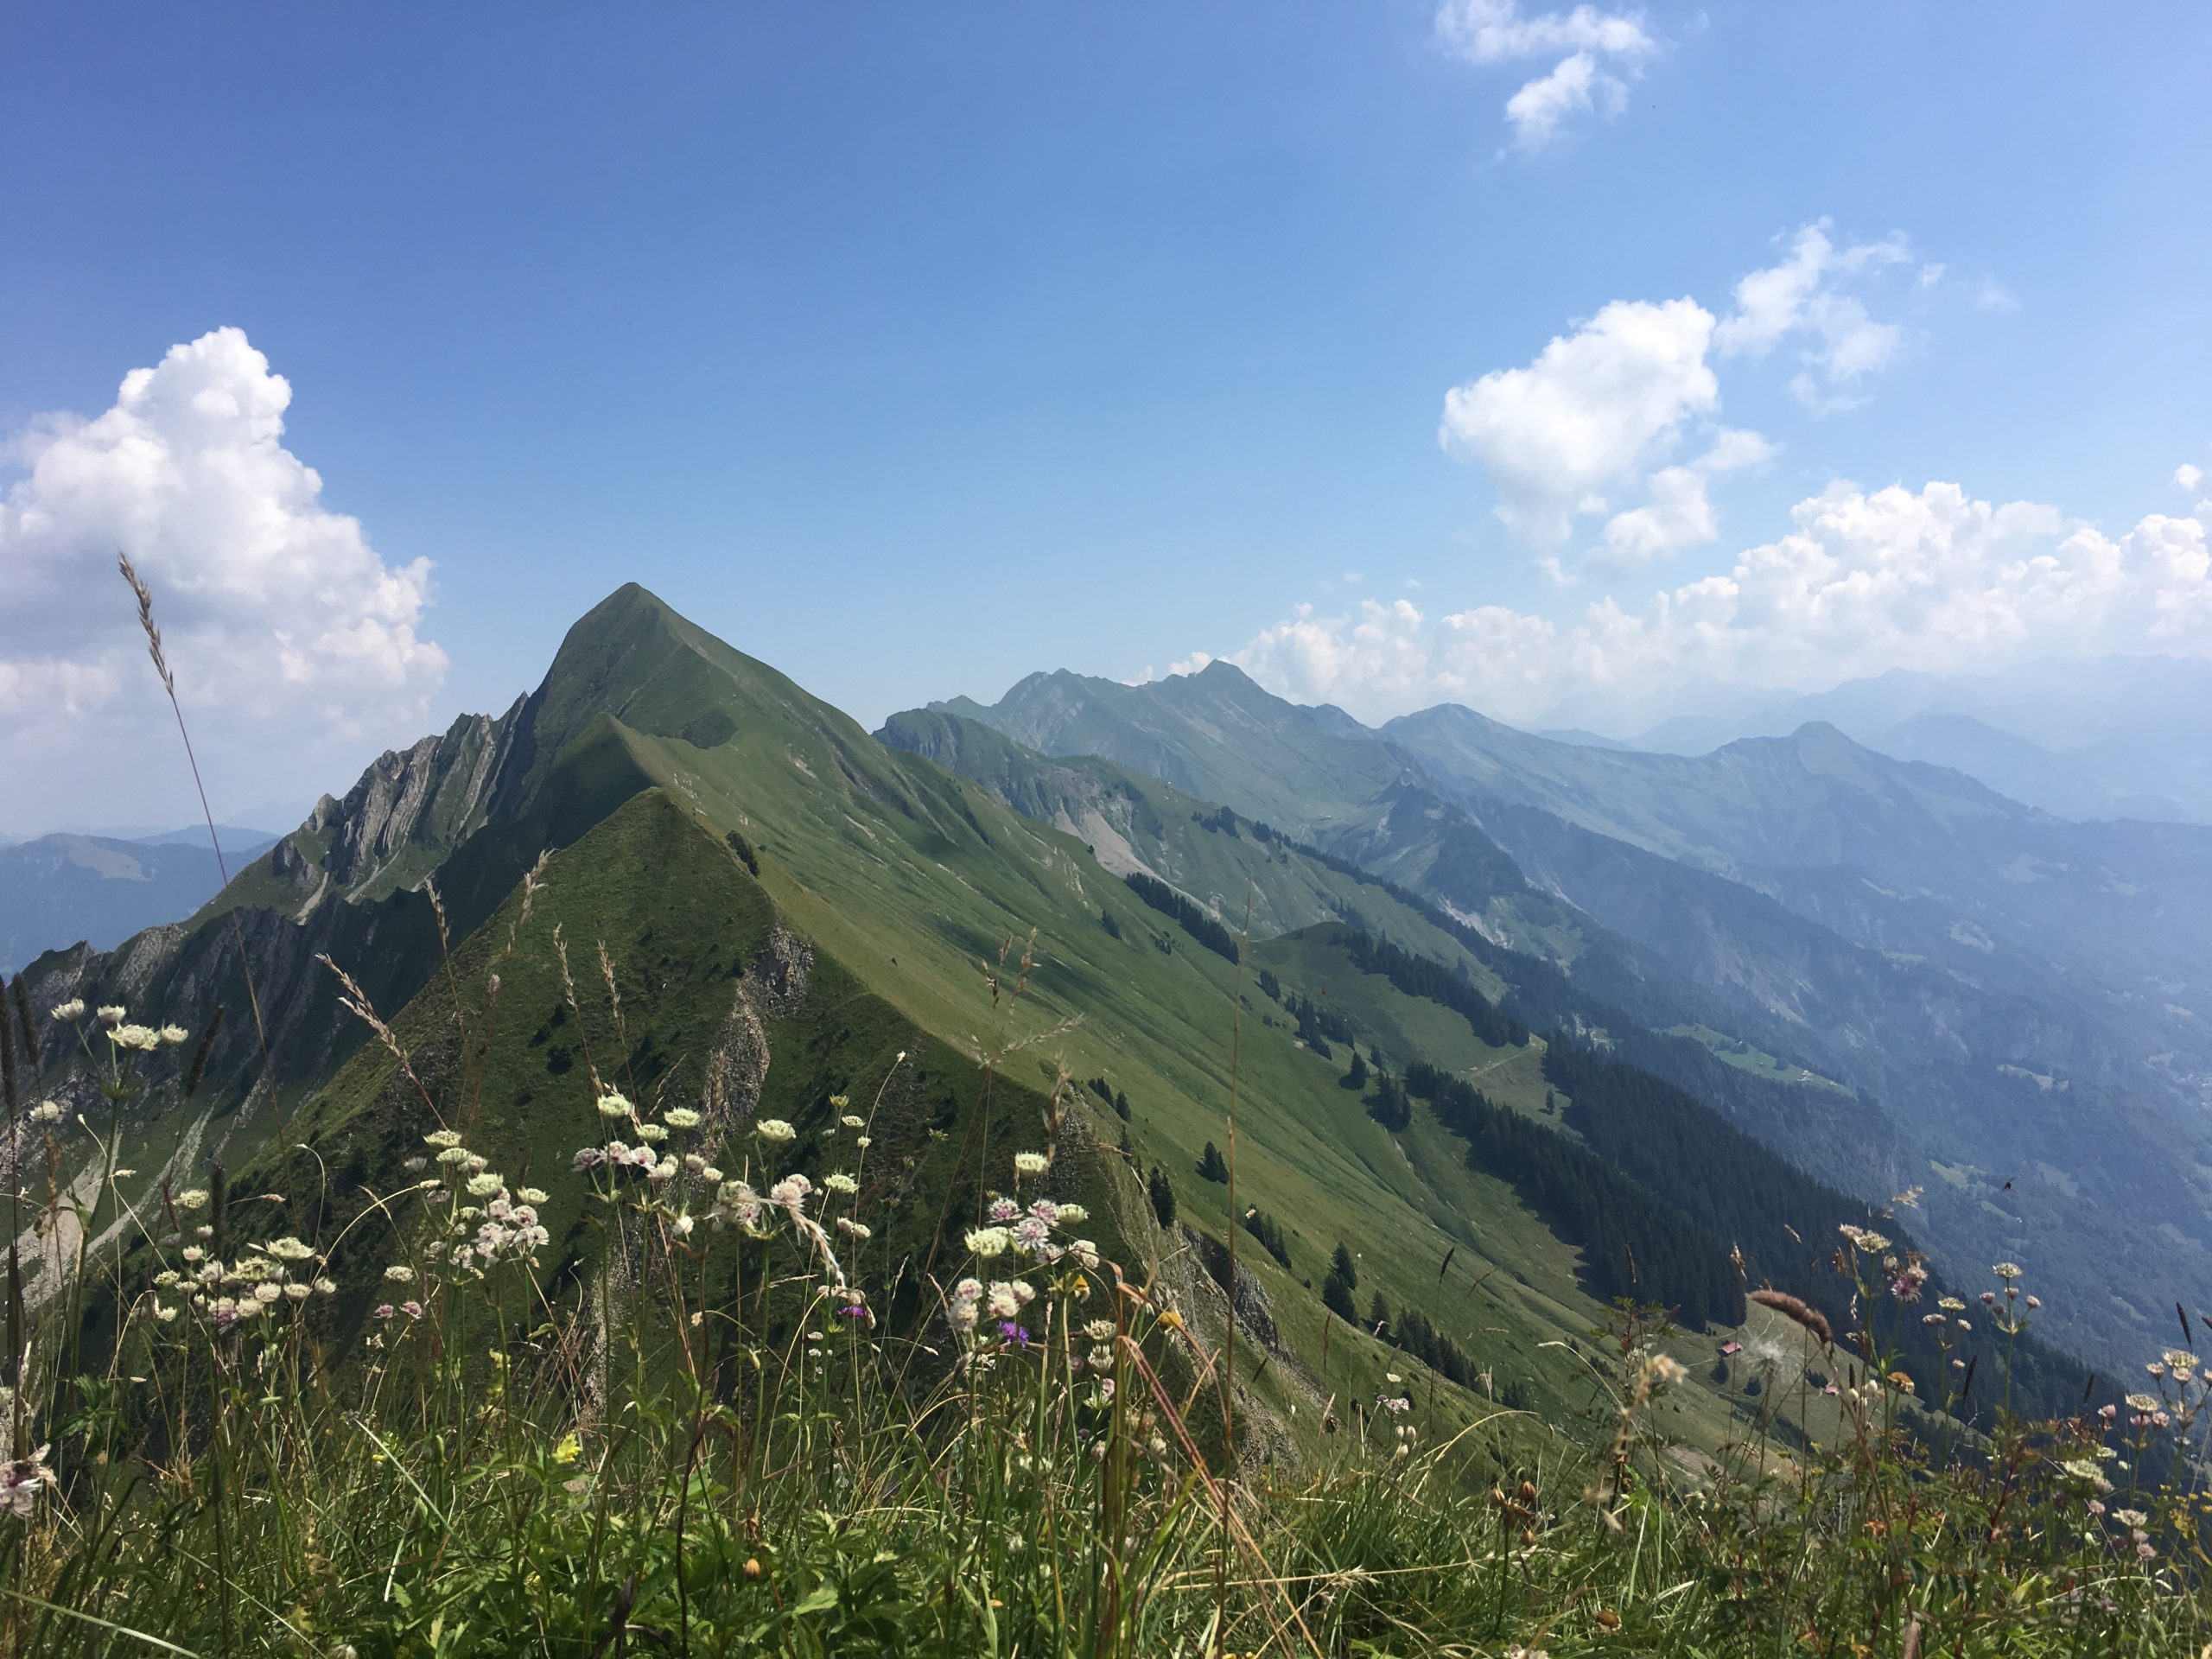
(6, 973, 2212, 1659)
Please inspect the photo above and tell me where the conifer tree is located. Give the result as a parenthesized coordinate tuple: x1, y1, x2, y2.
(1197, 1141, 1230, 1183)
(1147, 1165, 1177, 1229)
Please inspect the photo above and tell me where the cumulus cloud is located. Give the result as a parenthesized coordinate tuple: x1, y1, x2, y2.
(1597, 428, 1777, 568)
(1435, 0, 1660, 152)
(2179, 462, 2205, 494)
(1209, 480, 2212, 727)
(1713, 222, 1915, 410)
(1440, 297, 1719, 544)
(1440, 222, 1951, 558)
(0, 327, 446, 826)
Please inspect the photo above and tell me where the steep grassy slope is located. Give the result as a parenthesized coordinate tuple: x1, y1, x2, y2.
(911, 663, 2212, 1369)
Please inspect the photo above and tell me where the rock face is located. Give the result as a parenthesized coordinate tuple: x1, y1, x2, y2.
(305, 700, 530, 907)
(15, 700, 532, 1122)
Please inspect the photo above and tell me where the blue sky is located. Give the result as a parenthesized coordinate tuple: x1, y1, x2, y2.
(3, 4, 2209, 829)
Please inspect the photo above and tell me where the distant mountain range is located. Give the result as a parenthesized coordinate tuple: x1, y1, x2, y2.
(0, 829, 278, 975)
(1624, 656, 2212, 824)
(914, 658, 2212, 1368)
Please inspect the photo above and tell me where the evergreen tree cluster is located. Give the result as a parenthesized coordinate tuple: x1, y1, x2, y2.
(1321, 1242, 1358, 1322)
(1344, 927, 1528, 1049)
(1366, 1061, 1411, 1131)
(1403, 1060, 1745, 1327)
(1367, 1292, 1478, 1389)
(721, 829, 760, 877)
(1281, 990, 1352, 1059)
(1197, 1141, 1230, 1183)
(1536, 1040, 2095, 1420)
(1084, 1076, 1131, 1120)
(1240, 1207, 1293, 1270)
(1147, 1165, 1177, 1229)
(1191, 804, 1241, 837)
(1122, 872, 1240, 963)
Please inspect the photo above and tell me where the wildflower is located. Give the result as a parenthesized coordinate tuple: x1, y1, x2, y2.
(700, 1166, 722, 1184)
(401, 1300, 423, 1319)
(436, 1146, 472, 1166)
(1056, 1202, 1088, 1224)
(1993, 1262, 2024, 1281)
(572, 1147, 606, 1170)
(263, 1236, 316, 1262)
(998, 1321, 1031, 1347)
(596, 1092, 634, 1119)
(1838, 1224, 1890, 1253)
(1938, 1296, 1965, 1312)
(754, 1118, 797, 1143)
(97, 1005, 125, 1027)
(635, 1122, 669, 1144)
(29, 1102, 63, 1127)
(670, 1213, 695, 1239)
(0, 1447, 56, 1517)
(1645, 1352, 1688, 1389)
(425, 1129, 463, 1148)
(158, 1024, 189, 1045)
(2128, 1393, 2160, 1413)
(1069, 1239, 1100, 1270)
(855, 1135, 871, 1149)
(647, 1159, 677, 1184)
(375, 1304, 396, 1320)
(109, 1024, 162, 1052)
(467, 1173, 505, 1198)
(1014, 1217, 1051, 1254)
(842, 1114, 866, 1129)
(966, 1226, 1012, 1259)
(836, 1217, 871, 1238)
(385, 1265, 416, 1283)
(253, 1282, 283, 1304)
(987, 1282, 1021, 1319)
(1014, 1151, 1049, 1177)
(172, 1187, 209, 1211)
(2114, 1508, 2149, 1529)
(663, 1107, 702, 1130)
(823, 1173, 859, 1196)
(988, 1197, 1021, 1223)
(518, 1186, 549, 1205)
(768, 1174, 812, 1211)
(49, 999, 85, 1021)
(553, 1433, 582, 1465)
(283, 1283, 312, 1302)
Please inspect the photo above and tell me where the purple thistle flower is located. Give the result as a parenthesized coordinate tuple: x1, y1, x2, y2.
(999, 1320, 1031, 1347)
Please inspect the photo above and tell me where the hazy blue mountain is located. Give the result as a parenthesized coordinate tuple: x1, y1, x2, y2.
(1632, 656, 2212, 823)
(918, 658, 2212, 1367)
(0, 831, 277, 974)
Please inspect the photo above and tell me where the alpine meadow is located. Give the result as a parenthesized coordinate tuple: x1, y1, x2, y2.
(7, 7, 2212, 1655)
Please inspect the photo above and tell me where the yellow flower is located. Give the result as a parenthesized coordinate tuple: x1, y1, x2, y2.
(552, 1433, 581, 1465)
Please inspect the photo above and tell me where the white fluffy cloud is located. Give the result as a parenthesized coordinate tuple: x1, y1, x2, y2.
(1598, 428, 1777, 568)
(1713, 222, 1914, 411)
(0, 328, 446, 826)
(1213, 480, 2212, 727)
(1439, 297, 1719, 544)
(1441, 222, 1937, 564)
(1435, 0, 1659, 152)
(2180, 462, 2205, 493)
